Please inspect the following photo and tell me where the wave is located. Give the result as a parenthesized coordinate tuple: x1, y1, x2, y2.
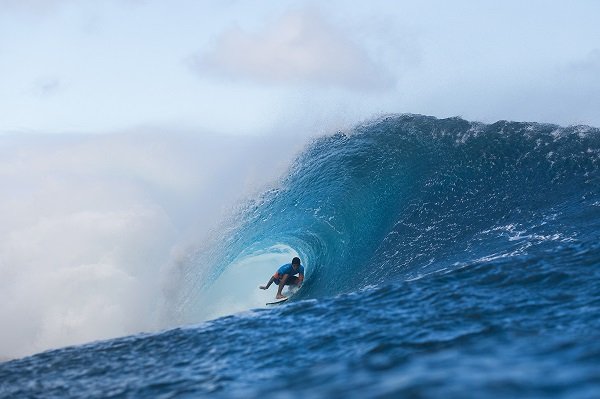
(172, 114, 600, 323)
(3, 114, 600, 398)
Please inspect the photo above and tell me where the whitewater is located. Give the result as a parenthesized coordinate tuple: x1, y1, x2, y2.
(1, 114, 599, 398)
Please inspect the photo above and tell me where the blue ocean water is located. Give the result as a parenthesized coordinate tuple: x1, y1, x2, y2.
(1, 115, 599, 398)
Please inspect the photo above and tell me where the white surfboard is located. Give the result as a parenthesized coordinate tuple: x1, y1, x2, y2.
(266, 296, 289, 305)
(263, 284, 301, 305)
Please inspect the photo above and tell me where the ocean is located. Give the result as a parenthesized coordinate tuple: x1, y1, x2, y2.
(1, 114, 599, 398)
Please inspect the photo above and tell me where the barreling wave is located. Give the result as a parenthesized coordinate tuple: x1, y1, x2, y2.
(3, 114, 600, 398)
(173, 114, 600, 322)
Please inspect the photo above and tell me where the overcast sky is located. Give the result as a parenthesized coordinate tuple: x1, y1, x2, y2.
(1, 0, 600, 136)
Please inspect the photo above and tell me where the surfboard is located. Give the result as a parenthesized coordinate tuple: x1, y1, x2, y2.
(264, 284, 301, 305)
(266, 296, 289, 305)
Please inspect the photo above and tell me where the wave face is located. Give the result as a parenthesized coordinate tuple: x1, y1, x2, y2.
(174, 114, 600, 318)
(2, 115, 600, 398)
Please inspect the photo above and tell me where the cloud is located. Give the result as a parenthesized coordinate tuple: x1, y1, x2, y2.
(32, 76, 62, 97)
(193, 8, 393, 91)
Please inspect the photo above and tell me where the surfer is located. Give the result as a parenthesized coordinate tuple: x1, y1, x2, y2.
(259, 257, 304, 299)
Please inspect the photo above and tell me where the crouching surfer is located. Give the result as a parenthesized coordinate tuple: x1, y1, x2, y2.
(259, 257, 304, 299)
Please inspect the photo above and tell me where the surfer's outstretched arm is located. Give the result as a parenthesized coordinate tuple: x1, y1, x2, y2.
(276, 274, 289, 299)
(260, 277, 275, 290)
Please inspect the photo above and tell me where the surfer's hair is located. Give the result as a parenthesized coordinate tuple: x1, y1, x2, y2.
(292, 257, 301, 265)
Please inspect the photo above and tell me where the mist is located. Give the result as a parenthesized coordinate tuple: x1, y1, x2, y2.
(0, 129, 306, 360)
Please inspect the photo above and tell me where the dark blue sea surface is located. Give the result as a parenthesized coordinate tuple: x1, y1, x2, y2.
(1, 115, 599, 398)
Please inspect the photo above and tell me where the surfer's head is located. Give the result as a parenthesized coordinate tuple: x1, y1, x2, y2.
(292, 257, 301, 269)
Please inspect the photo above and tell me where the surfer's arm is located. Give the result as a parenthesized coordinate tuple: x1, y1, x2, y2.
(276, 274, 289, 298)
(260, 276, 275, 290)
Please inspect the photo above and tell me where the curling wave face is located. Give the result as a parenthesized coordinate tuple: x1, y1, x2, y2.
(174, 114, 599, 319)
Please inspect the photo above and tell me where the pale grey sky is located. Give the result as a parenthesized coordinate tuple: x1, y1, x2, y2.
(1, 0, 599, 136)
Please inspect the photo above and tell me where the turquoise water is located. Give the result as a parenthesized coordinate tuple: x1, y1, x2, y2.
(2, 115, 599, 398)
